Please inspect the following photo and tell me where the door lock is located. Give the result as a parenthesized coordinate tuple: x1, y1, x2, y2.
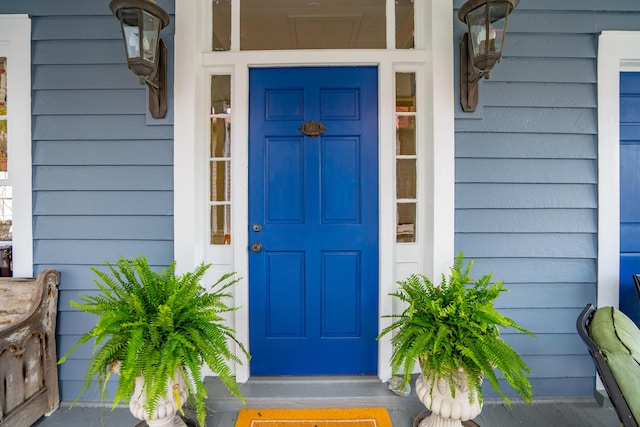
(252, 223, 262, 232)
(251, 242, 263, 253)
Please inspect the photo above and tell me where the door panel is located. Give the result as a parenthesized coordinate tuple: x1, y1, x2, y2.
(248, 66, 379, 374)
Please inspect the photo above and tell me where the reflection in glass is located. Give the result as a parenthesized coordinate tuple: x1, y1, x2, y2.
(396, 0, 414, 49)
(211, 118, 231, 158)
(396, 116, 415, 155)
(120, 9, 142, 58)
(142, 10, 160, 62)
(240, 0, 386, 50)
(396, 159, 416, 199)
(211, 75, 231, 115)
(210, 73, 232, 246)
(396, 72, 416, 112)
(212, 0, 231, 51)
(397, 203, 416, 243)
(210, 160, 230, 202)
(0, 57, 7, 179)
(210, 204, 231, 245)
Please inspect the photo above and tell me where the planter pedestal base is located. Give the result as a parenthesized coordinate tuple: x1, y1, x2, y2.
(129, 370, 189, 427)
(413, 411, 480, 427)
(414, 373, 482, 427)
(135, 416, 188, 427)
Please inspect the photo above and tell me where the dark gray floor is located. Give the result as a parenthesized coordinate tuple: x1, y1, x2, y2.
(33, 376, 621, 427)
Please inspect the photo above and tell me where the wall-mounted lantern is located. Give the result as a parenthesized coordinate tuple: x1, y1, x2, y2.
(109, 0, 170, 118)
(458, 0, 518, 112)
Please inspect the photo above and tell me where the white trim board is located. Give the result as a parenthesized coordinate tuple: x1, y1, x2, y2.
(597, 31, 640, 310)
(0, 15, 32, 277)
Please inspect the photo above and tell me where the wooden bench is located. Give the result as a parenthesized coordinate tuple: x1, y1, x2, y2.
(0, 270, 60, 427)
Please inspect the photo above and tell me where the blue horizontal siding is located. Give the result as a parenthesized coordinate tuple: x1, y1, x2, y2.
(33, 90, 146, 115)
(495, 283, 596, 309)
(455, 184, 597, 209)
(34, 216, 173, 240)
(33, 140, 172, 165)
(483, 83, 596, 108)
(456, 159, 596, 183)
(33, 191, 173, 215)
(456, 107, 597, 133)
(33, 65, 140, 90)
(33, 40, 125, 64)
(0, 0, 174, 16)
(505, 333, 587, 356)
(456, 209, 596, 233)
(454, 0, 606, 400)
(504, 34, 596, 59)
(33, 115, 172, 140)
(33, 166, 173, 190)
(454, 0, 640, 12)
(9, 0, 181, 406)
(34, 240, 173, 265)
(456, 233, 596, 258)
(456, 133, 596, 159)
(464, 258, 596, 285)
(32, 16, 120, 40)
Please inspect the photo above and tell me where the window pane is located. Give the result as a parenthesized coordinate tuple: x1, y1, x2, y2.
(211, 75, 231, 115)
(240, 0, 386, 50)
(142, 11, 160, 62)
(396, 159, 416, 199)
(210, 204, 231, 245)
(396, 72, 416, 112)
(212, 0, 231, 51)
(0, 185, 11, 241)
(396, 0, 414, 49)
(397, 203, 416, 243)
(0, 58, 7, 178)
(210, 160, 230, 202)
(396, 116, 415, 155)
(211, 118, 231, 158)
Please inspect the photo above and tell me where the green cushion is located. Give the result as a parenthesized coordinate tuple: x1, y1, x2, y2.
(589, 306, 640, 423)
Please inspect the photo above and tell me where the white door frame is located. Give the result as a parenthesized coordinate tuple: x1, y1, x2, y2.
(173, 0, 455, 382)
(597, 31, 640, 310)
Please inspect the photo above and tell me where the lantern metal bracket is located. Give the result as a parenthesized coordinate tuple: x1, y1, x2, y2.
(147, 39, 167, 118)
(460, 32, 488, 113)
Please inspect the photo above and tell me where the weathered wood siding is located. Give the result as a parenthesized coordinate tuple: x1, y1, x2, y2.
(0, 0, 175, 401)
(453, 0, 640, 398)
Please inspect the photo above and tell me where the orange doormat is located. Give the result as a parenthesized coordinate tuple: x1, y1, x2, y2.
(235, 408, 393, 427)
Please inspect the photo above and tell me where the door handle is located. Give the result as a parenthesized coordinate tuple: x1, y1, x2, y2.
(251, 242, 263, 253)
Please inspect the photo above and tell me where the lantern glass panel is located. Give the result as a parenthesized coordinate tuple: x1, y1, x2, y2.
(466, 3, 510, 58)
(120, 8, 141, 59)
(142, 10, 160, 63)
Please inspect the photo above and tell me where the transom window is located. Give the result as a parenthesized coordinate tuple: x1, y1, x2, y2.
(212, 0, 414, 51)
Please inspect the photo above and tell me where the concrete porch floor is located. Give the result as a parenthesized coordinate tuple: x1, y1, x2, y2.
(33, 376, 621, 427)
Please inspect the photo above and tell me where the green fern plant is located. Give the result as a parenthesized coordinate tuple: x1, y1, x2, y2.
(378, 253, 534, 405)
(58, 255, 250, 427)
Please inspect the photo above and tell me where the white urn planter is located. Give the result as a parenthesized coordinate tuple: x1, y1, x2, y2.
(128, 369, 189, 427)
(414, 370, 482, 427)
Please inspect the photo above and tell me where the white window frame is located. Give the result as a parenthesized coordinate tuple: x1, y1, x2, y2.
(0, 15, 32, 277)
(174, 0, 455, 382)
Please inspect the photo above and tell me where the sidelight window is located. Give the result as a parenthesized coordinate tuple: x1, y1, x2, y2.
(395, 72, 417, 243)
(210, 74, 232, 245)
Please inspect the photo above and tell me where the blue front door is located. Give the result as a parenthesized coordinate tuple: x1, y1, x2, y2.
(620, 72, 640, 326)
(248, 66, 379, 375)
